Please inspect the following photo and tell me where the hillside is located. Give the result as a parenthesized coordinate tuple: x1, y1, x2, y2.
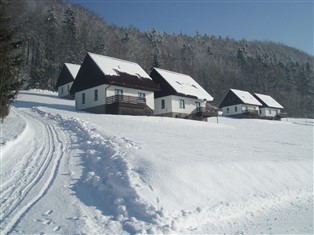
(0, 89, 313, 234)
(1, 0, 313, 119)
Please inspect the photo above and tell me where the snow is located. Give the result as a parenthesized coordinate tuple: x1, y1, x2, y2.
(154, 68, 214, 101)
(65, 63, 80, 79)
(88, 52, 151, 79)
(0, 89, 313, 234)
(254, 93, 284, 109)
(231, 88, 262, 106)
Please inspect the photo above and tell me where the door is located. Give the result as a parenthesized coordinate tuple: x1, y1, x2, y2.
(195, 101, 201, 112)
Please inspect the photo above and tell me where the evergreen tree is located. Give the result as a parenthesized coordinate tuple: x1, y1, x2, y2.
(45, 6, 60, 89)
(61, 6, 77, 62)
(63, 6, 76, 39)
(0, 1, 24, 122)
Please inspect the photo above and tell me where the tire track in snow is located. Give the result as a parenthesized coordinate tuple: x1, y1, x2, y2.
(0, 110, 66, 235)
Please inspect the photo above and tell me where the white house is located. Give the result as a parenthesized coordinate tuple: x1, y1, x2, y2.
(150, 68, 215, 121)
(219, 89, 262, 118)
(55, 63, 80, 99)
(254, 93, 284, 119)
(70, 53, 158, 116)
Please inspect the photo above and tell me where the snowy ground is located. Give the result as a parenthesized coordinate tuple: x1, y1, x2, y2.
(0, 89, 313, 234)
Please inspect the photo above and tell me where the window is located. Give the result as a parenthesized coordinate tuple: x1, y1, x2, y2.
(259, 109, 262, 115)
(61, 87, 64, 94)
(179, 99, 185, 109)
(235, 106, 237, 112)
(269, 109, 271, 114)
(82, 93, 85, 104)
(161, 99, 165, 109)
(227, 107, 229, 113)
(115, 89, 123, 102)
(138, 92, 145, 100)
(115, 89, 123, 95)
(94, 89, 98, 101)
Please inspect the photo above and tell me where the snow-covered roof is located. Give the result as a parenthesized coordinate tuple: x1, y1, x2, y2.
(231, 89, 262, 106)
(254, 93, 283, 109)
(88, 52, 151, 79)
(154, 68, 214, 101)
(65, 63, 80, 79)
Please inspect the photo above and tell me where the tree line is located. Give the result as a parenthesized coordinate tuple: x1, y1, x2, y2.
(1, 0, 313, 120)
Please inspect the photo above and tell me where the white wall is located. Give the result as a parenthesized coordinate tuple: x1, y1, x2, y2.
(58, 82, 73, 98)
(75, 84, 154, 111)
(154, 95, 206, 116)
(260, 107, 280, 117)
(75, 84, 109, 111)
(154, 96, 173, 115)
(222, 104, 260, 116)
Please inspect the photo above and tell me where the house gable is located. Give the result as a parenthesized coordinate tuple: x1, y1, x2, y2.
(219, 90, 245, 108)
(150, 69, 177, 98)
(55, 63, 80, 89)
(219, 89, 262, 108)
(71, 53, 158, 94)
(150, 68, 213, 101)
(70, 53, 109, 93)
(253, 93, 283, 109)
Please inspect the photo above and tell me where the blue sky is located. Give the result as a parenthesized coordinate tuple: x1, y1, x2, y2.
(68, 0, 313, 56)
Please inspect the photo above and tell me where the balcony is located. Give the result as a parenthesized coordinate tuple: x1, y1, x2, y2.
(241, 109, 259, 118)
(187, 106, 218, 121)
(106, 95, 146, 105)
(106, 95, 152, 116)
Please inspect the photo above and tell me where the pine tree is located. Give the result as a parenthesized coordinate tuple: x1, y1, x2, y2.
(61, 6, 77, 62)
(45, 6, 59, 89)
(0, 1, 24, 122)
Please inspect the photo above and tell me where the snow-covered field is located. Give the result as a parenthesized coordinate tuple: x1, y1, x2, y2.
(0, 90, 313, 234)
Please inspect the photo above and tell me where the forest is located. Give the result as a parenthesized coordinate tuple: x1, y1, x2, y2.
(1, 0, 313, 119)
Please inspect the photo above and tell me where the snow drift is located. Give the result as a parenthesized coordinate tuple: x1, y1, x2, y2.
(0, 90, 313, 234)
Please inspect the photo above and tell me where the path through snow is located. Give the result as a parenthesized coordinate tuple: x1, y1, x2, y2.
(0, 90, 313, 234)
(1, 108, 124, 234)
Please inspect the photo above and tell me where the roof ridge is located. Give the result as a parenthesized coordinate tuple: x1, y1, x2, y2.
(88, 52, 139, 66)
(65, 62, 80, 66)
(154, 67, 191, 77)
(230, 88, 246, 92)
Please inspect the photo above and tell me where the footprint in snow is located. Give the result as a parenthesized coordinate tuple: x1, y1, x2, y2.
(148, 184, 154, 191)
(53, 226, 61, 232)
(42, 219, 52, 225)
(44, 209, 53, 215)
(156, 197, 160, 204)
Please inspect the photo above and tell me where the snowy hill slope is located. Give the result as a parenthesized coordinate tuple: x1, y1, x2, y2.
(0, 90, 313, 234)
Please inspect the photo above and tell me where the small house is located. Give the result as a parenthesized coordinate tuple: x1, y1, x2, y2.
(150, 68, 215, 121)
(55, 63, 80, 99)
(219, 89, 262, 118)
(253, 93, 284, 120)
(70, 52, 158, 115)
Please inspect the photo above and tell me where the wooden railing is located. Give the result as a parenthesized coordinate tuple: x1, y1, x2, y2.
(187, 106, 218, 119)
(106, 95, 146, 105)
(242, 109, 259, 115)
